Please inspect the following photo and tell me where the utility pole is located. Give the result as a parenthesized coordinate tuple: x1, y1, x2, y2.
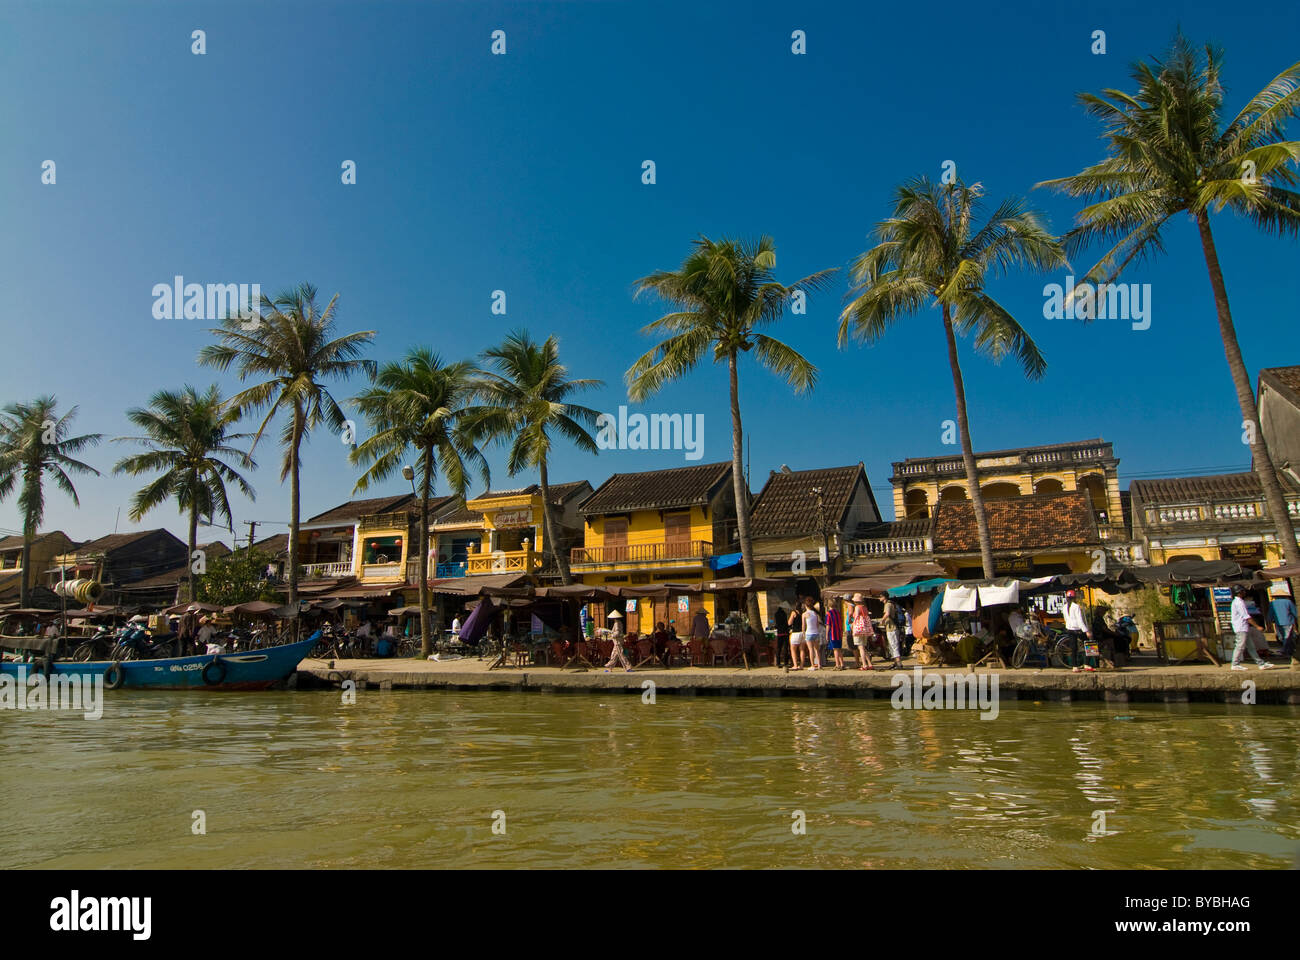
(811, 486, 833, 584)
(244, 520, 259, 552)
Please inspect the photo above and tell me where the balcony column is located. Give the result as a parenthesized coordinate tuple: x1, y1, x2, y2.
(351, 526, 362, 576)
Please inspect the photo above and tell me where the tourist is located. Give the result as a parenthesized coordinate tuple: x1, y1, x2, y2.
(851, 593, 875, 670)
(1062, 590, 1093, 673)
(789, 602, 806, 670)
(881, 593, 903, 670)
(1231, 585, 1275, 670)
(825, 597, 845, 670)
(1268, 592, 1297, 659)
(773, 603, 791, 667)
(802, 598, 822, 670)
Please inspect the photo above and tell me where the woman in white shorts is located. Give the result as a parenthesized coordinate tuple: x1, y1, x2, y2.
(802, 600, 822, 671)
(789, 602, 806, 669)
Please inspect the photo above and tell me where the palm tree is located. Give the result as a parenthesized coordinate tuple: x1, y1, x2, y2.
(467, 330, 602, 585)
(351, 349, 490, 657)
(113, 385, 256, 603)
(838, 178, 1067, 578)
(0, 397, 102, 606)
(198, 283, 375, 604)
(628, 236, 835, 625)
(1039, 35, 1300, 571)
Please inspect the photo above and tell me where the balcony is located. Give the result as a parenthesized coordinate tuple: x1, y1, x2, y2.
(466, 549, 540, 575)
(570, 540, 713, 566)
(405, 559, 468, 582)
(844, 537, 931, 557)
(893, 442, 1115, 480)
(1143, 499, 1300, 525)
(299, 560, 353, 579)
(360, 562, 404, 581)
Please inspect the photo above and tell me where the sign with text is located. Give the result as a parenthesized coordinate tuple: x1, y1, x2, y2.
(493, 507, 533, 529)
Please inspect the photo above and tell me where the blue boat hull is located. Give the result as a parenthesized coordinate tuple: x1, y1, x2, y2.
(0, 635, 318, 690)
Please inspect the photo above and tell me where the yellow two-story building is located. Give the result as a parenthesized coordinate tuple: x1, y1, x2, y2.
(463, 482, 591, 577)
(571, 462, 738, 633)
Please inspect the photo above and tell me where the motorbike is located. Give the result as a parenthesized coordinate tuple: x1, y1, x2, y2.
(111, 624, 177, 661)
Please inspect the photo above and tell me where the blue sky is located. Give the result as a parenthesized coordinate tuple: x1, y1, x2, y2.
(3, 0, 1298, 544)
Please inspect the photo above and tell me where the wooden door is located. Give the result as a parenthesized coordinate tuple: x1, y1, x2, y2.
(664, 511, 690, 559)
(604, 518, 628, 562)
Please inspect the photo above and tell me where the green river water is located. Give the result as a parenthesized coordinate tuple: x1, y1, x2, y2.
(3, 691, 1298, 869)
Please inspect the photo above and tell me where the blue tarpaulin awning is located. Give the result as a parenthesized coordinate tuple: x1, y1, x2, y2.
(886, 577, 953, 598)
(709, 552, 743, 571)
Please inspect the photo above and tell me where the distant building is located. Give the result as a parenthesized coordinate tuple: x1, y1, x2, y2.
(116, 541, 232, 607)
(1130, 472, 1300, 569)
(1258, 365, 1300, 483)
(49, 529, 188, 604)
(0, 531, 77, 603)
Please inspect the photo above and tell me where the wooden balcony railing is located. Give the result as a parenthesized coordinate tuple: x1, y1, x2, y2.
(570, 540, 712, 565)
(465, 549, 539, 575)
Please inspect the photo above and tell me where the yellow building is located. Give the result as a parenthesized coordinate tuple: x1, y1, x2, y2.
(1130, 473, 1300, 569)
(463, 482, 591, 577)
(891, 438, 1126, 541)
(0, 530, 76, 603)
(571, 462, 737, 632)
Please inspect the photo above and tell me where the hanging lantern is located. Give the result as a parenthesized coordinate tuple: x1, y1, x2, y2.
(371, 542, 379, 549)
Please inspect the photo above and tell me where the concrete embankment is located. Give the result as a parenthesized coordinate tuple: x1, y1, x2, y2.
(295, 657, 1300, 704)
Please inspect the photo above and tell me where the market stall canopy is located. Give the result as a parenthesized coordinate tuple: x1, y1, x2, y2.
(700, 577, 785, 592)
(617, 583, 698, 599)
(534, 584, 621, 601)
(1051, 569, 1143, 592)
(836, 560, 947, 581)
(1130, 558, 1253, 585)
(222, 600, 299, 619)
(58, 605, 134, 619)
(886, 577, 953, 598)
(162, 601, 225, 615)
(434, 573, 528, 596)
(1259, 562, 1300, 579)
(321, 585, 405, 600)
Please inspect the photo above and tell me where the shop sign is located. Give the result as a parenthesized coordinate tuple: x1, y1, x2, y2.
(1219, 543, 1264, 563)
(493, 507, 533, 529)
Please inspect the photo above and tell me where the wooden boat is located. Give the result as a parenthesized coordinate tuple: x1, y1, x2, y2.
(0, 633, 318, 691)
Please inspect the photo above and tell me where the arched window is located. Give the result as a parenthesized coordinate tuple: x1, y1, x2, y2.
(1078, 474, 1108, 511)
(939, 485, 968, 503)
(981, 481, 1021, 500)
(1035, 478, 1064, 495)
(904, 489, 930, 518)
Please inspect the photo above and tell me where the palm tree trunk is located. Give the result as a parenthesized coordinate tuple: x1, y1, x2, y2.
(728, 353, 763, 629)
(538, 460, 571, 585)
(419, 444, 433, 658)
(19, 500, 33, 608)
(1196, 213, 1300, 570)
(185, 504, 199, 604)
(287, 406, 303, 606)
(943, 305, 996, 579)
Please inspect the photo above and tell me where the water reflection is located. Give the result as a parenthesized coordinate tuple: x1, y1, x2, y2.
(1, 693, 1298, 868)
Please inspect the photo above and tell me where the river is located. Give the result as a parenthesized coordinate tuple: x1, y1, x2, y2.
(3, 691, 1298, 868)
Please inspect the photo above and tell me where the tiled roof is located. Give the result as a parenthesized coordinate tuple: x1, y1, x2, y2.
(855, 517, 934, 540)
(472, 481, 590, 504)
(253, 533, 289, 554)
(579, 462, 733, 515)
(1260, 366, 1300, 406)
(1130, 472, 1300, 504)
(0, 530, 74, 552)
(74, 529, 179, 555)
(750, 465, 865, 538)
(932, 491, 1099, 554)
(432, 501, 484, 526)
(306, 493, 418, 526)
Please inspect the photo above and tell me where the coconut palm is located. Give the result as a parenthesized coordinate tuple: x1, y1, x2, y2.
(1039, 35, 1300, 570)
(198, 283, 375, 604)
(466, 330, 602, 585)
(629, 235, 835, 624)
(838, 177, 1067, 578)
(0, 397, 102, 606)
(113, 385, 256, 603)
(351, 349, 490, 657)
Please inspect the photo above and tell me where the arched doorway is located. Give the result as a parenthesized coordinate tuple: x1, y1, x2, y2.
(939, 485, 968, 503)
(1035, 477, 1064, 495)
(981, 481, 1021, 500)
